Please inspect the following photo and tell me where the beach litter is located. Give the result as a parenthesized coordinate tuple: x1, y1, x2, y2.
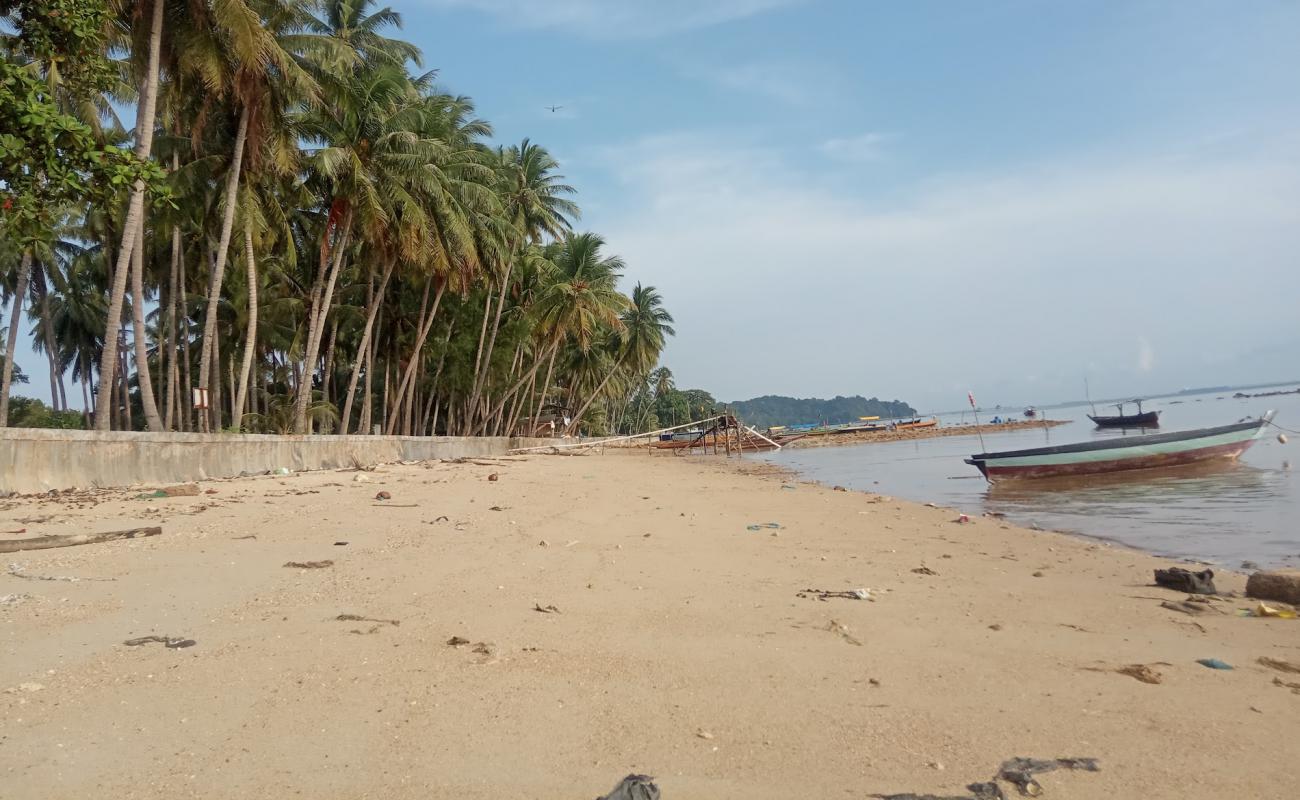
(1247, 602, 1297, 619)
(446, 636, 471, 646)
(532, 602, 561, 614)
(595, 773, 660, 800)
(872, 756, 1099, 799)
(823, 620, 863, 646)
(746, 522, 782, 531)
(375, 490, 391, 501)
(1257, 657, 1300, 674)
(1160, 597, 1224, 616)
(1196, 658, 1233, 670)
(1115, 664, 1164, 684)
(1273, 677, 1300, 694)
(124, 635, 196, 649)
(1154, 567, 1217, 595)
(999, 757, 1100, 796)
(912, 566, 938, 576)
(8, 563, 114, 583)
(284, 560, 333, 569)
(137, 483, 200, 499)
(797, 588, 872, 601)
(487, 473, 499, 482)
(954, 514, 970, 524)
(335, 614, 399, 627)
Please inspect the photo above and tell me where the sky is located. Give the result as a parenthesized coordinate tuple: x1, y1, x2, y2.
(13, 0, 1300, 413)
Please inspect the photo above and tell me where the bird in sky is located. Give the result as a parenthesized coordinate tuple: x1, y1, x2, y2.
(545, 105, 564, 113)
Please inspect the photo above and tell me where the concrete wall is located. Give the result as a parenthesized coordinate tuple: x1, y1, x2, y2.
(0, 428, 551, 493)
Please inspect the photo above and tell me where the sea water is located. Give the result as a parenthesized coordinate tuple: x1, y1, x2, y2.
(758, 391, 1300, 568)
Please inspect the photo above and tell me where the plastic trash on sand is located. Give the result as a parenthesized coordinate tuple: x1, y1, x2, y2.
(1249, 603, 1297, 619)
(747, 522, 782, 531)
(1196, 658, 1233, 670)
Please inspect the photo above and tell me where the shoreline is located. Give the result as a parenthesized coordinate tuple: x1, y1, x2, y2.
(1, 452, 1296, 798)
(782, 417, 1072, 449)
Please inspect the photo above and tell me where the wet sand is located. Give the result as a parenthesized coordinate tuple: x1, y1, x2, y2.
(1, 451, 1297, 799)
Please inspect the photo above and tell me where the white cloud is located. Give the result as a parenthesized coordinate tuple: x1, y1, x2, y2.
(820, 132, 891, 162)
(421, 0, 802, 38)
(591, 132, 1300, 409)
(701, 59, 832, 106)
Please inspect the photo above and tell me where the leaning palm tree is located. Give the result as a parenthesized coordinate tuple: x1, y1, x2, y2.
(94, 0, 166, 430)
(565, 282, 673, 434)
(473, 232, 626, 435)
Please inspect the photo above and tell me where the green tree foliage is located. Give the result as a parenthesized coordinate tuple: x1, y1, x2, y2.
(6, 395, 84, 428)
(0, 0, 165, 246)
(0, 0, 678, 435)
(727, 395, 916, 428)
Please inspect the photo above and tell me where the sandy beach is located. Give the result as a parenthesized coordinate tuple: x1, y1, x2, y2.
(2, 451, 1298, 799)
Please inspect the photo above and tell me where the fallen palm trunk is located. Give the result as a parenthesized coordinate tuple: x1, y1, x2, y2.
(0, 527, 162, 554)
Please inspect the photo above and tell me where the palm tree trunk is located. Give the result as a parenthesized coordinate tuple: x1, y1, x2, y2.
(419, 386, 436, 435)
(360, 317, 377, 435)
(179, 248, 192, 432)
(384, 280, 444, 434)
(340, 256, 395, 433)
(320, 317, 339, 425)
(209, 319, 221, 430)
(565, 364, 622, 436)
(118, 341, 132, 429)
(472, 340, 558, 436)
(468, 257, 515, 432)
(164, 222, 181, 429)
(381, 357, 391, 433)
(80, 361, 91, 424)
(535, 344, 559, 423)
(0, 250, 32, 427)
(129, 216, 164, 430)
(197, 103, 250, 427)
(232, 225, 258, 430)
(465, 288, 494, 429)
(94, 0, 164, 430)
(294, 207, 352, 433)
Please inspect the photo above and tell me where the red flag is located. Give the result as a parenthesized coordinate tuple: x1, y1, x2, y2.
(967, 391, 976, 408)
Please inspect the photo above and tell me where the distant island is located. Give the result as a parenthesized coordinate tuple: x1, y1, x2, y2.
(726, 395, 916, 428)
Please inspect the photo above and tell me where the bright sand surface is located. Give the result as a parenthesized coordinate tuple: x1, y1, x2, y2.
(1, 451, 1297, 799)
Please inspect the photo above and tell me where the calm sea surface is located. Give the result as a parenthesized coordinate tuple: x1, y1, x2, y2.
(757, 391, 1300, 568)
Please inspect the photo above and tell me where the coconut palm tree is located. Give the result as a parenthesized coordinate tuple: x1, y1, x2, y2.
(565, 282, 673, 435)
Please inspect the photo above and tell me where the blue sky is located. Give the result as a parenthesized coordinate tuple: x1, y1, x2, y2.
(404, 0, 1300, 411)
(13, 0, 1300, 412)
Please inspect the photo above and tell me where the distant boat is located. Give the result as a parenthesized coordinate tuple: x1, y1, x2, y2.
(893, 417, 938, 430)
(1023, 407, 1037, 418)
(1088, 399, 1160, 428)
(965, 412, 1274, 481)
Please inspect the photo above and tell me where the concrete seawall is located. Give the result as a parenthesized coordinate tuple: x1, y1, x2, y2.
(0, 429, 551, 493)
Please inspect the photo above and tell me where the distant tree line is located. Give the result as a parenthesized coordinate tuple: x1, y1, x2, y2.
(726, 395, 916, 428)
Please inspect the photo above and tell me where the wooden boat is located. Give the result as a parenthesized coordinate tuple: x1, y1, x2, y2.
(965, 412, 1274, 481)
(1088, 399, 1160, 428)
(893, 417, 938, 430)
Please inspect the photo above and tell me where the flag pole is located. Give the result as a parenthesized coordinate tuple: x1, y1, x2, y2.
(969, 391, 987, 453)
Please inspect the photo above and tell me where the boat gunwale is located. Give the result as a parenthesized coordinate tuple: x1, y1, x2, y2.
(968, 417, 1265, 462)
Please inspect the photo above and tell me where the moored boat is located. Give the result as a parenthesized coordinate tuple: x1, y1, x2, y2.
(965, 412, 1274, 481)
(1088, 399, 1160, 428)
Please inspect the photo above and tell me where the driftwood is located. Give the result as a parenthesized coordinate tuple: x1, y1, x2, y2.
(0, 527, 162, 554)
